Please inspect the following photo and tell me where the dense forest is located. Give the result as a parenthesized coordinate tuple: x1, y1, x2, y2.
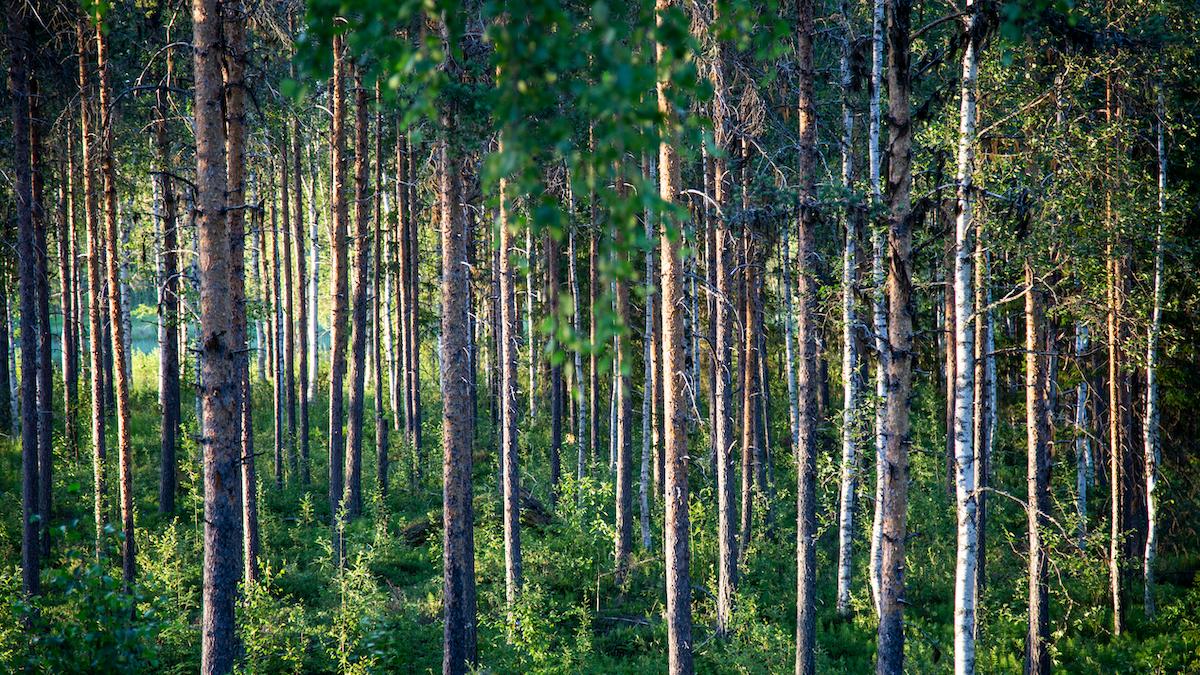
(2, 0, 1200, 672)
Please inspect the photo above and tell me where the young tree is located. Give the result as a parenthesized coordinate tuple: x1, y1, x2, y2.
(328, 32, 351, 532)
(1025, 261, 1050, 675)
(497, 140, 523, 627)
(1143, 87, 1166, 618)
(154, 48, 181, 516)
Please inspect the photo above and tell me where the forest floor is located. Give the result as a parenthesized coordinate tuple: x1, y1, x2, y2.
(2, 350, 1199, 673)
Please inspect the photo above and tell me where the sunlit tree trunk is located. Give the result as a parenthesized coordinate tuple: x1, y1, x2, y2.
(657, 1, 694, 670)
(282, 130, 298, 482)
(292, 92, 310, 486)
(373, 84, 389, 498)
(76, 18, 107, 560)
(97, 15, 136, 592)
(614, 168, 633, 585)
(877, 0, 914, 668)
(193, 0, 243, 665)
(1143, 87, 1166, 619)
(835, 4, 862, 615)
(1025, 262, 1050, 675)
(345, 66, 370, 520)
(951, 4, 981, 668)
(867, 0, 888, 615)
(328, 34, 351, 537)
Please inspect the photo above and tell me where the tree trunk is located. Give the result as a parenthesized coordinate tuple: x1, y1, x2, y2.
(1025, 263, 1050, 675)
(951, 5, 981, 667)
(1105, 71, 1127, 639)
(293, 101, 310, 486)
(345, 66, 370, 520)
(588, 191, 599, 469)
(193, 0, 244, 666)
(308, 146, 321, 406)
(406, 133, 423, 482)
(328, 33, 351, 535)
(30, 74, 52, 562)
(373, 84, 389, 498)
(867, 0, 887, 615)
(282, 128, 298, 483)
(76, 18, 107, 560)
(155, 61, 181, 516)
(656, 2, 694, 669)
(97, 17, 136, 593)
(60, 133, 79, 463)
(613, 170, 633, 585)
(1074, 322, 1089, 546)
(497, 145, 523, 628)
(1142, 88, 1166, 619)
(973, 238, 992, 601)
(10, 7, 40, 597)
(548, 232, 563, 506)
(794, 0, 820, 671)
(876, 0, 914, 668)
(835, 6, 862, 615)
(439, 24, 477, 670)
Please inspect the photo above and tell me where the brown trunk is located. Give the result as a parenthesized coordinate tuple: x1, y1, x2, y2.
(613, 170, 633, 585)
(1025, 263, 1050, 674)
(877, 0, 914, 669)
(656, 1, 694, 669)
(345, 66, 370, 519)
(373, 84, 389, 497)
(97, 17, 136, 593)
(59, 132, 79, 463)
(498, 142, 523, 621)
(328, 33, 351, 528)
(794, 0, 820, 670)
(588, 181, 599, 468)
(194, 0, 243, 666)
(439, 23, 477, 670)
(548, 232, 563, 506)
(282, 125, 298, 482)
(289, 17, 310, 487)
(406, 133, 423, 481)
(10, 7, 40, 597)
(739, 225, 757, 556)
(31, 75, 53, 561)
(76, 18, 107, 560)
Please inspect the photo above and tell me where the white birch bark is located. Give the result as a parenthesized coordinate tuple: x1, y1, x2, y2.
(835, 7, 860, 616)
(951, 5, 981, 670)
(1144, 88, 1166, 618)
(867, 0, 888, 616)
(1074, 322, 1089, 546)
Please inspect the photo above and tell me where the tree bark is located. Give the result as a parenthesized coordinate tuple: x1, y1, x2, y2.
(292, 103, 310, 486)
(1025, 263, 1050, 675)
(97, 16, 136, 593)
(794, 0, 820, 671)
(1143, 87, 1166, 619)
(76, 18, 107, 561)
(328, 33, 351, 534)
(613, 170, 633, 586)
(373, 84, 389, 498)
(952, 4, 981, 667)
(656, 2, 694, 670)
(155, 57, 181, 516)
(345, 66, 370, 520)
(497, 143, 523, 628)
(876, 0, 914, 668)
(193, 0, 244, 666)
(282, 127, 298, 483)
(10, 6, 40, 597)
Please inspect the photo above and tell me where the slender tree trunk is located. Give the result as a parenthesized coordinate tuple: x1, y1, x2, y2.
(973, 240, 992, 601)
(60, 135, 79, 463)
(439, 24, 477, 670)
(220, 3, 257, 586)
(193, 0, 243, 666)
(739, 226, 759, 557)
(657, 2, 694, 669)
(282, 131, 297, 483)
(951, 5, 981, 667)
(406, 134, 423, 482)
(497, 146, 523, 629)
(155, 65, 181, 516)
(877, 0, 914, 668)
(293, 107, 310, 486)
(345, 66, 370, 520)
(1142, 88, 1166, 619)
(97, 17, 136, 593)
(835, 6, 862, 615)
(328, 34, 351, 537)
(1105, 71, 1126, 639)
(308, 147, 321, 405)
(570, 224, 586, 482)
(588, 196, 599, 468)
(795, 0, 820, 670)
(548, 232, 563, 505)
(31, 76, 53, 562)
(526, 228, 536, 418)
(613, 171, 633, 585)
(1025, 263, 1050, 675)
(1074, 322, 1089, 545)
(77, 19, 107, 560)
(639, 153, 656, 551)
(10, 7, 40, 597)
(867, 0, 888, 615)
(373, 84, 389, 498)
